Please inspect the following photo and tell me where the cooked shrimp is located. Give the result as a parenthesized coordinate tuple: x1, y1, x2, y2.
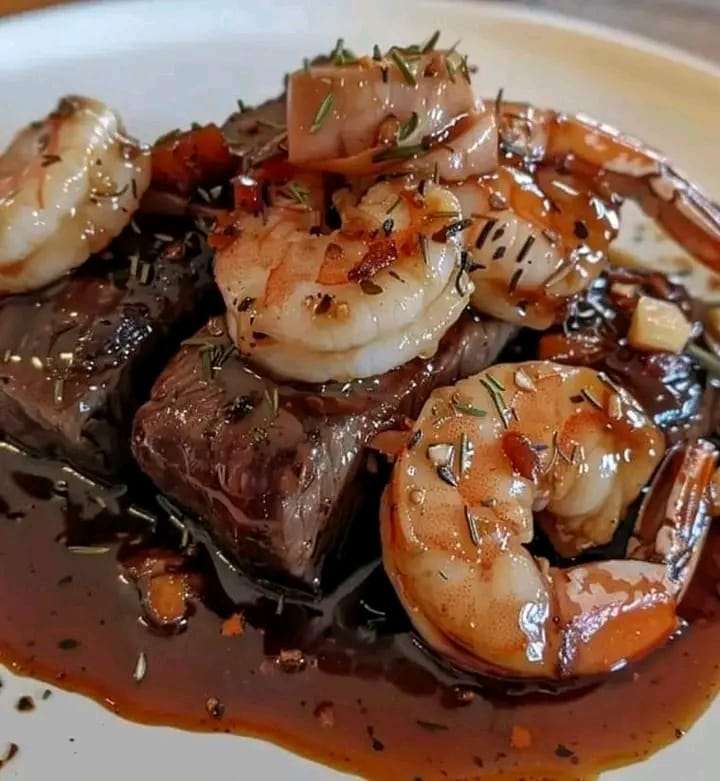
(437, 101, 720, 328)
(453, 166, 619, 329)
(381, 361, 718, 679)
(214, 177, 473, 383)
(0, 96, 150, 293)
(500, 103, 720, 270)
(287, 48, 497, 180)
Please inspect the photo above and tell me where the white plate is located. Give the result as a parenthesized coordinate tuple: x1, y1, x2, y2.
(1, 1, 719, 779)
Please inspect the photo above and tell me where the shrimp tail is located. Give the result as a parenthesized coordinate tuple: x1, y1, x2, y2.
(498, 103, 720, 275)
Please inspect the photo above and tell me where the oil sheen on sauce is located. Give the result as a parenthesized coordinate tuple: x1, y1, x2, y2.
(0, 442, 718, 781)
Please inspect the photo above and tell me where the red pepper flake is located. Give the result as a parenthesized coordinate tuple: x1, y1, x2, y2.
(347, 239, 398, 283)
(503, 432, 540, 483)
(221, 612, 246, 637)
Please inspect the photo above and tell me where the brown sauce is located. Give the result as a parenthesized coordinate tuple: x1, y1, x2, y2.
(0, 442, 718, 780)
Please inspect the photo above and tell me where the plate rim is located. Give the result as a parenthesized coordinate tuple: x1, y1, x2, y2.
(2, 0, 720, 83)
(0, 2, 718, 780)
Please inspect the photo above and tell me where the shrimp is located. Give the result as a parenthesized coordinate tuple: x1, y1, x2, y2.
(381, 361, 717, 678)
(499, 102, 720, 273)
(450, 101, 720, 327)
(214, 177, 473, 383)
(456, 103, 720, 329)
(0, 96, 150, 293)
(453, 165, 619, 329)
(287, 48, 497, 180)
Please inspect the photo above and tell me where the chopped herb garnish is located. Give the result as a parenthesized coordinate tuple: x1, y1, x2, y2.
(460, 54, 471, 83)
(408, 429, 422, 450)
(373, 44, 383, 61)
(445, 55, 456, 82)
(287, 181, 310, 207)
(515, 235, 535, 265)
(465, 506, 480, 546)
(452, 398, 486, 417)
(421, 30, 441, 53)
(310, 92, 335, 133)
(53, 378, 64, 406)
(372, 142, 425, 162)
(479, 376, 509, 428)
(382, 217, 394, 235)
(397, 111, 419, 141)
(581, 387, 603, 409)
(495, 87, 504, 117)
(437, 463, 458, 487)
(417, 719, 449, 733)
(486, 374, 506, 392)
(41, 154, 62, 167)
(687, 342, 720, 378)
(360, 279, 384, 295)
(475, 218, 496, 250)
(390, 49, 417, 86)
(419, 233, 429, 265)
(508, 267, 523, 294)
(426, 210, 461, 219)
(386, 195, 402, 214)
(265, 386, 279, 416)
(66, 545, 111, 555)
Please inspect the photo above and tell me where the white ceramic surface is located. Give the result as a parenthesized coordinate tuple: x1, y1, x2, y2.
(1, 1, 719, 778)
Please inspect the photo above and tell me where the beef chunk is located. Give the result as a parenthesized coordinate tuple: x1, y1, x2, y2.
(222, 96, 287, 171)
(0, 217, 216, 477)
(539, 268, 712, 443)
(132, 312, 515, 589)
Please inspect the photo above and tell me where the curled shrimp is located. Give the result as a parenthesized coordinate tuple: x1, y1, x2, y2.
(0, 96, 150, 293)
(453, 165, 619, 329)
(288, 44, 720, 328)
(214, 176, 473, 383)
(449, 101, 720, 327)
(287, 48, 497, 180)
(381, 360, 718, 678)
(499, 102, 720, 273)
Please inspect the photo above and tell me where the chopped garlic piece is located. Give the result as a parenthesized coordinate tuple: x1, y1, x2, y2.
(627, 296, 691, 354)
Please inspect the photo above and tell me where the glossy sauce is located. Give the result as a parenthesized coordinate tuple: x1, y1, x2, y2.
(0, 440, 718, 781)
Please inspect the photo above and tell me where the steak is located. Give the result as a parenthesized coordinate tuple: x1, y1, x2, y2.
(132, 312, 516, 589)
(0, 98, 290, 477)
(0, 217, 216, 477)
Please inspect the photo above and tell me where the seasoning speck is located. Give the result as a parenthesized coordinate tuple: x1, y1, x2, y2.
(205, 696, 225, 719)
(510, 725, 532, 749)
(133, 651, 147, 683)
(221, 612, 246, 637)
(15, 696, 35, 712)
(314, 701, 336, 728)
(277, 649, 306, 673)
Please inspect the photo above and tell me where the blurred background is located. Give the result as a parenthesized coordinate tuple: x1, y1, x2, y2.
(1, 0, 719, 62)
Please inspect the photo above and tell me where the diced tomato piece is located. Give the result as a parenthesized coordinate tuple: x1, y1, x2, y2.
(151, 124, 235, 196)
(232, 175, 264, 214)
